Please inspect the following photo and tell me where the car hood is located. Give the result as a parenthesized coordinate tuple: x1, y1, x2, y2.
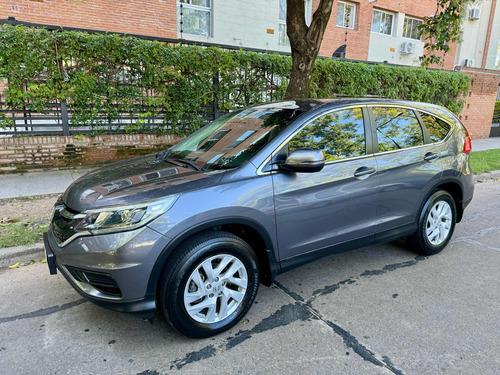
(62, 154, 226, 212)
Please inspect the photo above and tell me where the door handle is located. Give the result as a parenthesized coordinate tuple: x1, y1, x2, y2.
(354, 166, 376, 177)
(424, 152, 439, 162)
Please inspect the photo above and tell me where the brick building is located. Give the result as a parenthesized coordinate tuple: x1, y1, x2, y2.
(0, 0, 177, 39)
(1, 0, 500, 138)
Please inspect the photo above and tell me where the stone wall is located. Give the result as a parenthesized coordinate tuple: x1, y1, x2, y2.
(0, 134, 182, 174)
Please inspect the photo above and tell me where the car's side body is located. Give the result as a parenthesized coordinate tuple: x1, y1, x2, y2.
(44, 98, 474, 324)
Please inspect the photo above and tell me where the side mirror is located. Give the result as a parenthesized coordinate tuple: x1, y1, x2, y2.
(278, 149, 325, 173)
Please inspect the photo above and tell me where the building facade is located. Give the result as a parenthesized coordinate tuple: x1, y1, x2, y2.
(1, 0, 500, 138)
(2, 0, 499, 69)
(454, 0, 500, 70)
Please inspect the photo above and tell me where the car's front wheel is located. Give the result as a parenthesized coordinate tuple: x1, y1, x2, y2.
(158, 230, 259, 338)
(408, 190, 457, 255)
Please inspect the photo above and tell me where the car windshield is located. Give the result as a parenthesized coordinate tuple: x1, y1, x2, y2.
(164, 102, 307, 170)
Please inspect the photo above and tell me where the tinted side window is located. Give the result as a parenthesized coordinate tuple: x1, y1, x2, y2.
(288, 108, 366, 162)
(373, 107, 423, 152)
(419, 112, 452, 143)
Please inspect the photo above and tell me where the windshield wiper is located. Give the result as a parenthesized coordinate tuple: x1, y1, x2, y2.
(156, 148, 172, 160)
(158, 155, 202, 171)
(156, 148, 202, 171)
(174, 158, 202, 171)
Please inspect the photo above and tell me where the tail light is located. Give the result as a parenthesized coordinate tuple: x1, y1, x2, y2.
(463, 128, 472, 154)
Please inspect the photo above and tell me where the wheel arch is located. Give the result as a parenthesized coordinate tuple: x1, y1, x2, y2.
(147, 218, 280, 298)
(432, 179, 464, 222)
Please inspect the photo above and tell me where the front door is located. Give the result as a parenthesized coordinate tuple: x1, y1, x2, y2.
(273, 107, 378, 264)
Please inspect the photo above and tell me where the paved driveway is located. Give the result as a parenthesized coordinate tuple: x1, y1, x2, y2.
(1, 180, 499, 375)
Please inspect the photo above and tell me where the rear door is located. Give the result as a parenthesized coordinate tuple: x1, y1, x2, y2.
(273, 106, 378, 263)
(368, 106, 444, 240)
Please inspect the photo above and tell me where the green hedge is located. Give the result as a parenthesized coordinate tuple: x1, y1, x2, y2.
(493, 101, 500, 123)
(311, 60, 469, 114)
(0, 25, 470, 135)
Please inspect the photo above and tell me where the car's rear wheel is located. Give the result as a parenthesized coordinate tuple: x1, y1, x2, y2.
(158, 230, 259, 338)
(407, 190, 457, 255)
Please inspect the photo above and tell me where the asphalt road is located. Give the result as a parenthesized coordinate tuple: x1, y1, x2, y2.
(0, 179, 499, 375)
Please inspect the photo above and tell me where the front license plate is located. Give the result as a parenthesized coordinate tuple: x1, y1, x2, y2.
(43, 232, 58, 275)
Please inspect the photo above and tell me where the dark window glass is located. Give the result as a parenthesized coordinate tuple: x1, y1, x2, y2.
(419, 112, 452, 143)
(289, 108, 366, 161)
(168, 103, 313, 170)
(373, 107, 423, 152)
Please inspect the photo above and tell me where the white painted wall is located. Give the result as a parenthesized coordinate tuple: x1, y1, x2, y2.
(454, 1, 492, 68)
(178, 0, 292, 53)
(485, 1, 500, 69)
(367, 12, 424, 66)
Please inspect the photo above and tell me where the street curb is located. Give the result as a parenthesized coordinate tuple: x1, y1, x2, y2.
(0, 243, 45, 268)
(0, 170, 499, 268)
(474, 170, 500, 182)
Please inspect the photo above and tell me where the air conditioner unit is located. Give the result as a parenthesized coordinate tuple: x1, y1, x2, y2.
(469, 8, 481, 20)
(464, 59, 475, 67)
(400, 41, 416, 54)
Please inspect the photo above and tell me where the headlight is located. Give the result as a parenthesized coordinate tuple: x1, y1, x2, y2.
(74, 195, 179, 235)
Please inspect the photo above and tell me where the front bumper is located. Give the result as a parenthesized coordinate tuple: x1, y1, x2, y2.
(43, 227, 171, 319)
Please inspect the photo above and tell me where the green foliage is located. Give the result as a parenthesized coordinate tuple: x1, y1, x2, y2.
(311, 59, 469, 114)
(493, 101, 500, 123)
(0, 113, 14, 129)
(0, 25, 469, 136)
(418, 0, 473, 67)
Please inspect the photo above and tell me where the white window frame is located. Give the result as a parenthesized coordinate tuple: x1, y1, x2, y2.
(304, 0, 312, 26)
(402, 16, 423, 40)
(371, 9, 395, 36)
(278, 0, 289, 46)
(177, 0, 212, 37)
(336, 1, 356, 29)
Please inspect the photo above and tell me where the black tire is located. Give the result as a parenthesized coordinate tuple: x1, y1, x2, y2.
(158, 230, 259, 338)
(407, 190, 457, 255)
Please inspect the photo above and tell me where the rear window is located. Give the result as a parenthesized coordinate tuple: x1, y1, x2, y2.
(372, 107, 424, 152)
(419, 112, 452, 143)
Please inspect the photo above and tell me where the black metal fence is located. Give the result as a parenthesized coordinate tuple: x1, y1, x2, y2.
(0, 97, 219, 136)
(0, 17, 290, 136)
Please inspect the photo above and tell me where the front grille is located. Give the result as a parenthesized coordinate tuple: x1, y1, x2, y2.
(51, 203, 83, 245)
(66, 266, 122, 297)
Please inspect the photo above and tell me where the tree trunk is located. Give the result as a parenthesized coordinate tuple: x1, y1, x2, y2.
(286, 44, 318, 99)
(285, 0, 334, 99)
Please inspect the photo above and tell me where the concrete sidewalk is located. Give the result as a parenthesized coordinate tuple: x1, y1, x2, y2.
(471, 137, 500, 151)
(0, 137, 498, 200)
(0, 168, 93, 199)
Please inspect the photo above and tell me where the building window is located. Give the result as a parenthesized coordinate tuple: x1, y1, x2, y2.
(336, 1, 356, 29)
(495, 41, 500, 69)
(227, 130, 256, 149)
(403, 17, 423, 40)
(177, 0, 211, 37)
(278, 0, 289, 46)
(197, 129, 230, 152)
(371, 9, 394, 36)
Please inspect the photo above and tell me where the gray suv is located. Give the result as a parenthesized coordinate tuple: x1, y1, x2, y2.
(44, 99, 474, 338)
